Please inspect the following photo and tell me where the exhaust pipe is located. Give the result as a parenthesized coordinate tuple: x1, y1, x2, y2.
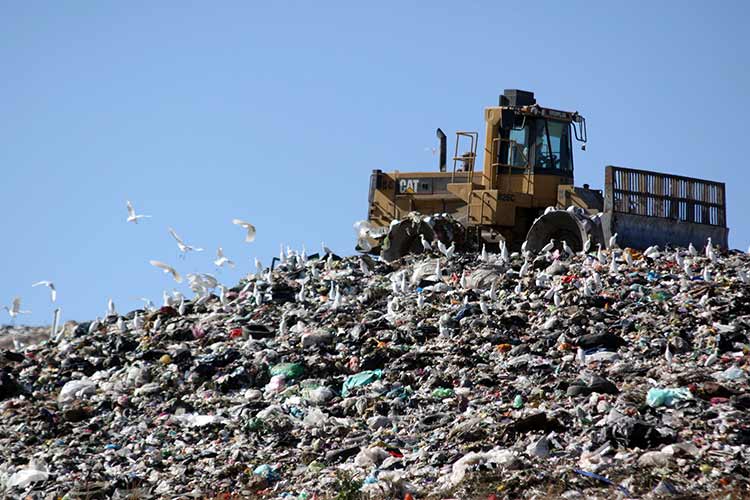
(436, 128, 447, 172)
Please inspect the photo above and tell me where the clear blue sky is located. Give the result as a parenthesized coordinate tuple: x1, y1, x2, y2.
(1, 1, 748, 326)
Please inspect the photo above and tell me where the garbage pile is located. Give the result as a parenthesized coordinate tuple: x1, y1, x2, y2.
(0, 325, 51, 351)
(2, 240, 750, 499)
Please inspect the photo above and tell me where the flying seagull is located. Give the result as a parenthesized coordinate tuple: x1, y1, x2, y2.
(126, 200, 151, 224)
(232, 219, 256, 242)
(3, 297, 30, 319)
(168, 228, 203, 256)
(214, 247, 235, 268)
(149, 260, 183, 283)
(32, 281, 56, 302)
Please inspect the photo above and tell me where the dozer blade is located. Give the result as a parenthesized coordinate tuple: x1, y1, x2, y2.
(358, 213, 466, 262)
(601, 166, 729, 249)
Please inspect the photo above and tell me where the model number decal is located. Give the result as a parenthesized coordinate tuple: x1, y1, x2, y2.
(499, 194, 515, 202)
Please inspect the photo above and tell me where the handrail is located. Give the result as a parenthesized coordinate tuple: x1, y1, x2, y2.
(451, 131, 479, 183)
(491, 137, 531, 193)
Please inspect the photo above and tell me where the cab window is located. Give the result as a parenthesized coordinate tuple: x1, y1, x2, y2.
(534, 119, 572, 171)
(507, 125, 529, 167)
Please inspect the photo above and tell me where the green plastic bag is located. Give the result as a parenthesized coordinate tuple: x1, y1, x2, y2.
(342, 369, 382, 397)
(646, 387, 691, 407)
(431, 387, 454, 399)
(270, 362, 304, 379)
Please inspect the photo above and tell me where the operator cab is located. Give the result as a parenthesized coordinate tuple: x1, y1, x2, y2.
(494, 89, 586, 177)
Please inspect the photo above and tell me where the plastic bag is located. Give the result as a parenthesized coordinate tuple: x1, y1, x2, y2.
(341, 369, 382, 397)
(646, 387, 692, 407)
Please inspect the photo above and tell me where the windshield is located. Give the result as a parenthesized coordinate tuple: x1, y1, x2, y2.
(534, 119, 572, 171)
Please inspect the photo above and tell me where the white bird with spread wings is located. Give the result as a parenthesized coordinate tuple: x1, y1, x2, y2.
(3, 297, 30, 319)
(214, 247, 236, 268)
(232, 219, 256, 242)
(168, 227, 204, 257)
(32, 281, 57, 302)
(149, 260, 183, 283)
(126, 200, 151, 224)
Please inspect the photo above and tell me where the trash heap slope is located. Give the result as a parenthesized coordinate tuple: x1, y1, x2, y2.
(2, 246, 750, 499)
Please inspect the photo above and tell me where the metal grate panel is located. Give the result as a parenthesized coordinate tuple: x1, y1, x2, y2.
(606, 166, 726, 227)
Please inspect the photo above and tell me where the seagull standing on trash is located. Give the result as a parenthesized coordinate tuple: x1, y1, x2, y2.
(609, 254, 619, 274)
(705, 349, 719, 367)
(665, 343, 673, 369)
(688, 242, 697, 256)
(168, 228, 204, 257)
(519, 259, 530, 277)
(582, 234, 592, 254)
(416, 291, 425, 309)
(107, 299, 117, 317)
(488, 281, 497, 301)
(331, 285, 342, 310)
(673, 250, 683, 268)
(541, 239, 555, 254)
(596, 244, 606, 265)
(706, 239, 716, 263)
(439, 241, 455, 259)
(562, 240, 574, 258)
(214, 247, 236, 269)
(133, 311, 144, 330)
(232, 219, 257, 242)
(479, 296, 489, 315)
(126, 200, 151, 224)
(480, 244, 489, 262)
(591, 270, 602, 290)
(459, 271, 469, 289)
(32, 281, 56, 302)
(420, 234, 432, 253)
(88, 317, 101, 334)
(623, 249, 633, 267)
(149, 260, 183, 283)
(608, 233, 618, 249)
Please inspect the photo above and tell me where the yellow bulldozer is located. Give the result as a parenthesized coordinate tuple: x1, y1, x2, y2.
(362, 89, 729, 260)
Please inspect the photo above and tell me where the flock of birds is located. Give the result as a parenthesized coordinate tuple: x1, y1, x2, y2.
(2, 201, 259, 330)
(4, 201, 749, 373)
(381, 227, 749, 373)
